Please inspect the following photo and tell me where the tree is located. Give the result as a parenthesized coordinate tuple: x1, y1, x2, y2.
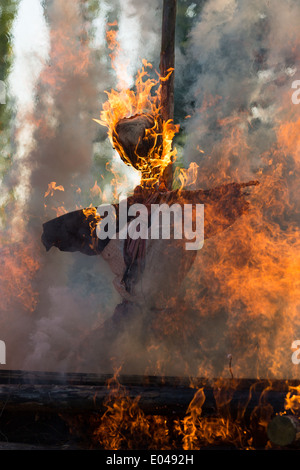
(0, 0, 20, 177)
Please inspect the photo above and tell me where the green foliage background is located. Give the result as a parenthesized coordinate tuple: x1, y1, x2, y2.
(0, 0, 20, 177)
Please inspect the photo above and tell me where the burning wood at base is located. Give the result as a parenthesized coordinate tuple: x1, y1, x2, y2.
(0, 370, 299, 450)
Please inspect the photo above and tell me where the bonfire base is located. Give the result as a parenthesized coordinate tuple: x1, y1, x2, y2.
(0, 370, 298, 450)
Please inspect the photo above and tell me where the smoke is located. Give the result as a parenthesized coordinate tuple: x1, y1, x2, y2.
(0, 0, 163, 373)
(23, 0, 119, 372)
(173, 0, 300, 379)
(180, 0, 300, 184)
(121, 0, 161, 70)
(0, 0, 116, 372)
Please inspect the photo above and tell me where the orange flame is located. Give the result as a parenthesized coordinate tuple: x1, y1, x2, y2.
(0, 242, 39, 314)
(94, 61, 179, 188)
(105, 22, 131, 91)
(92, 373, 170, 450)
(44, 181, 65, 197)
(94, 23, 179, 189)
(285, 385, 300, 415)
(90, 378, 292, 450)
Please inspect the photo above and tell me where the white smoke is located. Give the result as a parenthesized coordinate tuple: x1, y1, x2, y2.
(1, 0, 163, 373)
(180, 0, 300, 185)
(173, 0, 300, 379)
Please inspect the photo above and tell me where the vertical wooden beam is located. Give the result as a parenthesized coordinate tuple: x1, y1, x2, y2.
(160, 0, 177, 122)
(160, 0, 177, 188)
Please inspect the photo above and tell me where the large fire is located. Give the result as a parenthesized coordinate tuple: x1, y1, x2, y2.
(1, 1, 300, 451)
(38, 16, 300, 383)
(68, 373, 300, 450)
(77, 15, 300, 449)
(85, 20, 300, 382)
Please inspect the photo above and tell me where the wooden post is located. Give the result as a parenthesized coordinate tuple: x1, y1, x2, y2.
(160, 0, 177, 188)
(160, 0, 177, 122)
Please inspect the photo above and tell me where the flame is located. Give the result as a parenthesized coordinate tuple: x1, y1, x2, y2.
(94, 62, 179, 188)
(285, 385, 300, 415)
(92, 373, 170, 450)
(174, 380, 254, 450)
(82, 206, 101, 252)
(44, 182, 66, 218)
(90, 180, 102, 198)
(82, 206, 99, 219)
(174, 162, 199, 191)
(40, 11, 90, 90)
(105, 21, 131, 91)
(44, 181, 65, 197)
(90, 377, 299, 450)
(0, 242, 39, 314)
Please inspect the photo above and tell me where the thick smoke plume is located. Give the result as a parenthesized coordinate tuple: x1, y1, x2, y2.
(1, 0, 113, 371)
(0, 0, 162, 373)
(173, 0, 300, 379)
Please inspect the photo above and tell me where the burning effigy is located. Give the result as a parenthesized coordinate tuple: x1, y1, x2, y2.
(41, 49, 259, 370)
(1, 0, 300, 451)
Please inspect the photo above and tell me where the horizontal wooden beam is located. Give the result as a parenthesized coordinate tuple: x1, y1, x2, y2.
(0, 370, 296, 417)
